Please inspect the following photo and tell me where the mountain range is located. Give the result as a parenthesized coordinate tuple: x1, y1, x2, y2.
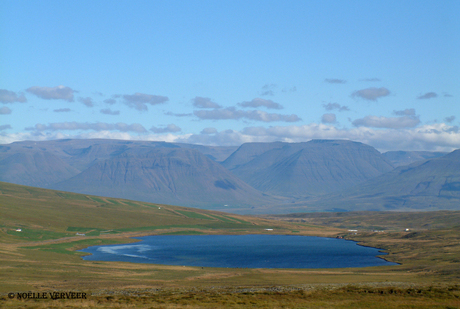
(222, 140, 394, 198)
(0, 138, 458, 213)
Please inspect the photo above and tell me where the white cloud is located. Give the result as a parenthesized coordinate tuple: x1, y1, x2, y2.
(78, 97, 94, 107)
(104, 98, 117, 105)
(164, 111, 193, 117)
(393, 108, 416, 116)
(54, 108, 71, 113)
(322, 103, 349, 112)
(351, 87, 390, 101)
(0, 125, 12, 131)
(200, 127, 218, 134)
(445, 116, 456, 123)
(26, 122, 147, 133)
(2, 123, 460, 152)
(238, 98, 283, 110)
(177, 123, 460, 152)
(100, 108, 120, 115)
(0, 89, 27, 103)
(325, 78, 346, 84)
(260, 84, 277, 96)
(352, 115, 420, 129)
(150, 124, 181, 133)
(123, 93, 169, 111)
(321, 113, 336, 124)
(417, 92, 437, 99)
(194, 107, 301, 122)
(0, 106, 12, 114)
(192, 97, 222, 108)
(26, 86, 74, 102)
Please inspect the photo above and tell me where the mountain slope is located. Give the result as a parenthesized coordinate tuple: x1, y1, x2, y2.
(298, 149, 460, 212)
(383, 151, 447, 167)
(222, 140, 394, 198)
(50, 147, 277, 209)
(0, 139, 238, 187)
(0, 147, 80, 187)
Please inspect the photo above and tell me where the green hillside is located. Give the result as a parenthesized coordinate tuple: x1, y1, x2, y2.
(0, 181, 291, 245)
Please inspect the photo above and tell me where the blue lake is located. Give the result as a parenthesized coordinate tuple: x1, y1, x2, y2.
(79, 235, 398, 269)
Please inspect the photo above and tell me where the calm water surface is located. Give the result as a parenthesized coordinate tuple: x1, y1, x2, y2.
(79, 235, 398, 269)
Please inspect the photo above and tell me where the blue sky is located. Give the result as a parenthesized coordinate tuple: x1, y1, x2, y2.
(1, 0, 459, 151)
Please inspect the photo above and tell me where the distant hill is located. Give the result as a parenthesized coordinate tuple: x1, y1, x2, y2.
(50, 147, 277, 210)
(383, 151, 447, 167)
(292, 149, 460, 212)
(0, 139, 236, 186)
(222, 140, 394, 198)
(3, 138, 459, 214)
(0, 146, 80, 187)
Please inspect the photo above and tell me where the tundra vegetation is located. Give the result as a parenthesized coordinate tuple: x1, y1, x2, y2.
(1, 181, 459, 308)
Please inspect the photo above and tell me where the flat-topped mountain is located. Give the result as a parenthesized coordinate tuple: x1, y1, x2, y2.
(2, 138, 459, 213)
(0, 146, 80, 187)
(0, 139, 236, 187)
(50, 147, 276, 209)
(222, 140, 394, 198)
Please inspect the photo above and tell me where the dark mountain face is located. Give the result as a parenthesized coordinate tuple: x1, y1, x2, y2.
(50, 147, 276, 209)
(222, 140, 394, 198)
(383, 151, 447, 167)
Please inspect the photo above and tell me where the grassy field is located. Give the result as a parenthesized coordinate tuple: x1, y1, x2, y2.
(1, 181, 459, 308)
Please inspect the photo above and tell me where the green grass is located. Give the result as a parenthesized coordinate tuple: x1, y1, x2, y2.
(160, 230, 206, 235)
(2, 181, 460, 308)
(106, 199, 122, 205)
(176, 210, 214, 220)
(207, 214, 240, 224)
(88, 196, 106, 203)
(6, 228, 70, 241)
(56, 192, 90, 201)
(24, 238, 124, 256)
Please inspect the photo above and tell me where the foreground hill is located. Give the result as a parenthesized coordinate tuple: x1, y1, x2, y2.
(2, 181, 460, 306)
(0, 181, 295, 245)
(222, 140, 394, 198)
(50, 147, 277, 210)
